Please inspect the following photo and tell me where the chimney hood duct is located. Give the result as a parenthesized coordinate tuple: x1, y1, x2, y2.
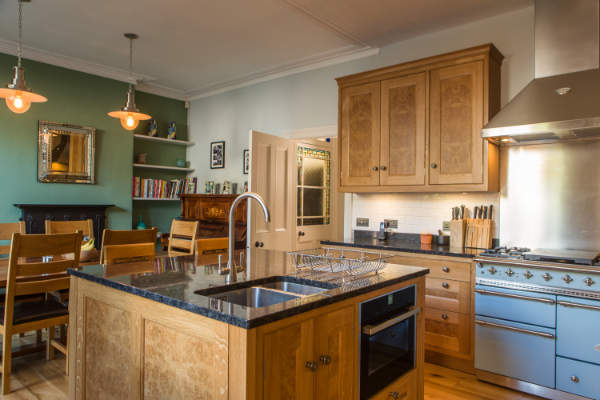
(482, 0, 600, 144)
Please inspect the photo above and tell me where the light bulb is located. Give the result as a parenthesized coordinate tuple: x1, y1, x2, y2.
(120, 113, 139, 130)
(5, 92, 31, 114)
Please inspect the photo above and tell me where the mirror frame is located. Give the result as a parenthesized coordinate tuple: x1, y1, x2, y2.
(37, 120, 96, 184)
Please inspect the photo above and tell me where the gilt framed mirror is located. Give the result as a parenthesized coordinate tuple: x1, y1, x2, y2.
(38, 121, 96, 184)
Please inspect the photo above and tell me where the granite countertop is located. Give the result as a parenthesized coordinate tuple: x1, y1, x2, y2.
(322, 231, 482, 259)
(68, 249, 428, 329)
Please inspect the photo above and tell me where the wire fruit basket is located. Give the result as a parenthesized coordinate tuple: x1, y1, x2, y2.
(288, 247, 392, 276)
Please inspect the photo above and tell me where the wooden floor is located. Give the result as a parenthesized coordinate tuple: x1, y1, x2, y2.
(1, 334, 544, 400)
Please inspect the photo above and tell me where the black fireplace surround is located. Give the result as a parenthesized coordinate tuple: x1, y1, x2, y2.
(14, 204, 114, 249)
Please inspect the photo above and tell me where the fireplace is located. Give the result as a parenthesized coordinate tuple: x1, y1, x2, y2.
(14, 204, 114, 249)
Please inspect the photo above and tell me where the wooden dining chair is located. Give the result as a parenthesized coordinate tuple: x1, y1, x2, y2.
(99, 228, 157, 263)
(1, 232, 82, 393)
(103, 243, 156, 264)
(0, 222, 25, 257)
(44, 219, 94, 240)
(168, 220, 199, 256)
(196, 237, 229, 256)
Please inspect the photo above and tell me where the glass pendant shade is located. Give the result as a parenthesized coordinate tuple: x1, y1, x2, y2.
(107, 85, 151, 131)
(0, 65, 47, 116)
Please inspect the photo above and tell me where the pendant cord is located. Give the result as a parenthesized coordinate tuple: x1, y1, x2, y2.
(129, 37, 134, 89)
(17, 0, 23, 68)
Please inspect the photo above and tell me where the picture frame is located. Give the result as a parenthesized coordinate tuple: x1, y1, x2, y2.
(210, 141, 225, 169)
(243, 149, 249, 174)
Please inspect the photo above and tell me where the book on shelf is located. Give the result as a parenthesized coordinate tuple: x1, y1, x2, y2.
(132, 176, 198, 199)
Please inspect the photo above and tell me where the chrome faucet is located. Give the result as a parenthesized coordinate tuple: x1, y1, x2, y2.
(227, 192, 270, 283)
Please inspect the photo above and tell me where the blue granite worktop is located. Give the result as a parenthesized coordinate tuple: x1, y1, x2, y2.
(68, 249, 428, 329)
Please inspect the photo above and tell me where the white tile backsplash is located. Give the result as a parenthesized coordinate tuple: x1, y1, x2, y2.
(350, 192, 500, 237)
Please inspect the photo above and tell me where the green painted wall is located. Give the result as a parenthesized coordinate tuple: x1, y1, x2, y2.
(0, 52, 187, 233)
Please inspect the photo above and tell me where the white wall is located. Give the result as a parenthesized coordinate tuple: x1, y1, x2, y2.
(188, 6, 534, 237)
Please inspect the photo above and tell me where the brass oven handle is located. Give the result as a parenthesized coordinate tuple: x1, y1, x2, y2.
(475, 320, 555, 339)
(475, 289, 556, 304)
(558, 300, 600, 311)
(362, 307, 420, 336)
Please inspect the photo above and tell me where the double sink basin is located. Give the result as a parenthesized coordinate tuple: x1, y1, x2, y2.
(195, 277, 338, 308)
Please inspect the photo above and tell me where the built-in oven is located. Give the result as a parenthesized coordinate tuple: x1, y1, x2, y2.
(359, 285, 418, 399)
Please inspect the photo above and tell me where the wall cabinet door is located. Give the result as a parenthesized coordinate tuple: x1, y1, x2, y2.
(263, 318, 315, 400)
(429, 61, 484, 185)
(380, 72, 427, 186)
(315, 306, 356, 400)
(340, 82, 381, 187)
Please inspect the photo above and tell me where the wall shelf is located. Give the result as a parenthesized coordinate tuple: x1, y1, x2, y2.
(133, 198, 180, 201)
(133, 163, 194, 172)
(134, 134, 194, 147)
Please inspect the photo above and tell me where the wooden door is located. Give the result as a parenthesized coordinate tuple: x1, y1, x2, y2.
(429, 61, 484, 185)
(263, 319, 316, 400)
(315, 306, 356, 400)
(340, 82, 381, 186)
(250, 130, 295, 252)
(380, 72, 427, 186)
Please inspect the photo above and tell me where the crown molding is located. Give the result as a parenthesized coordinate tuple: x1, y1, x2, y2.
(136, 82, 187, 101)
(188, 45, 379, 100)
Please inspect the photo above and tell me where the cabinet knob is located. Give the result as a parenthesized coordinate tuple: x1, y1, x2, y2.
(260, 242, 264, 248)
(380, 166, 387, 171)
(319, 355, 331, 365)
(442, 266, 450, 273)
(255, 241, 260, 248)
(298, 231, 305, 237)
(430, 162, 438, 169)
(442, 282, 449, 289)
(441, 313, 448, 320)
(571, 375, 580, 383)
(305, 361, 318, 371)
(373, 166, 379, 171)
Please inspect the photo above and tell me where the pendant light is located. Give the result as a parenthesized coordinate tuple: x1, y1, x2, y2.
(108, 33, 151, 130)
(0, 0, 47, 114)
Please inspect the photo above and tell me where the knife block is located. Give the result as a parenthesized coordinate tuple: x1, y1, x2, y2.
(449, 219, 466, 249)
(464, 218, 494, 249)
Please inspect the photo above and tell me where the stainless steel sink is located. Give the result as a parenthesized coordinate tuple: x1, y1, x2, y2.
(205, 286, 300, 308)
(260, 281, 329, 296)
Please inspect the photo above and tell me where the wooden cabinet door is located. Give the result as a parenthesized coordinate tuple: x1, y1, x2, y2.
(424, 308, 472, 359)
(429, 61, 484, 185)
(315, 306, 356, 400)
(380, 72, 427, 186)
(340, 82, 381, 186)
(263, 319, 316, 400)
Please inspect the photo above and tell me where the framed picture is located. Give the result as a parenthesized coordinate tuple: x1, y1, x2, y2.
(243, 149, 249, 174)
(210, 141, 225, 169)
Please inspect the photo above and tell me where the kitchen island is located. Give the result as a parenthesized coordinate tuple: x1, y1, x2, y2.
(67, 249, 428, 399)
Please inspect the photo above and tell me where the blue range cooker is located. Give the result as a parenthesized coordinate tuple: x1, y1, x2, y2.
(475, 248, 600, 400)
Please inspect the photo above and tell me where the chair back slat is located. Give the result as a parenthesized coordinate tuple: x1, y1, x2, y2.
(11, 233, 81, 258)
(0, 222, 25, 257)
(100, 228, 157, 263)
(45, 219, 94, 239)
(15, 276, 70, 296)
(103, 243, 155, 264)
(15, 260, 74, 277)
(168, 220, 198, 256)
(197, 237, 228, 255)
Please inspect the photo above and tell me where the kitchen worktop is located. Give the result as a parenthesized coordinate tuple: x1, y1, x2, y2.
(68, 249, 428, 329)
(322, 231, 481, 259)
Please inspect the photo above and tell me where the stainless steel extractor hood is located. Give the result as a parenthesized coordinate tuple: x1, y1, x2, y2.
(482, 0, 600, 144)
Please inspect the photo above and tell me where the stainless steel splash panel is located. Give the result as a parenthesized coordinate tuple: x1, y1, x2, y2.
(499, 141, 600, 250)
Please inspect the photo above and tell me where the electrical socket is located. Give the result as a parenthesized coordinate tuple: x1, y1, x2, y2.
(442, 221, 451, 231)
(356, 217, 369, 227)
(384, 219, 398, 229)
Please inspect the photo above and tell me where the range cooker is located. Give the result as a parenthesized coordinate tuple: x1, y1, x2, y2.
(474, 248, 600, 400)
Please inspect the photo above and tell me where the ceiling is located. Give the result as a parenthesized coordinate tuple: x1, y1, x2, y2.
(0, 0, 532, 100)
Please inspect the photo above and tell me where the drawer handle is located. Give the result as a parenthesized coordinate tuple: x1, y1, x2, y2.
(475, 289, 556, 304)
(389, 391, 407, 400)
(570, 376, 580, 383)
(442, 282, 449, 289)
(441, 313, 448, 320)
(558, 300, 600, 311)
(475, 320, 555, 339)
(442, 266, 450, 273)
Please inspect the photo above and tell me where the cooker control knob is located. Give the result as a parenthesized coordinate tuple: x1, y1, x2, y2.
(543, 272, 552, 282)
(488, 266, 497, 275)
(505, 268, 515, 277)
(584, 277, 595, 287)
(563, 275, 573, 284)
(524, 271, 533, 279)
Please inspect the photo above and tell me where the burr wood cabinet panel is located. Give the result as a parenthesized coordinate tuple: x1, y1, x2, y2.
(336, 44, 502, 193)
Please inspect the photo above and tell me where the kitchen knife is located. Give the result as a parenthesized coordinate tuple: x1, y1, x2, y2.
(473, 206, 479, 220)
(460, 205, 465, 219)
(483, 206, 488, 219)
(479, 205, 484, 219)
(489, 205, 494, 220)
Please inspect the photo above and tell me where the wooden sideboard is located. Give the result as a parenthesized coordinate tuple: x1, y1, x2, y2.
(179, 194, 246, 248)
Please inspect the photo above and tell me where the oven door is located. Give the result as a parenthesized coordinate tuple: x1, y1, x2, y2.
(360, 307, 419, 399)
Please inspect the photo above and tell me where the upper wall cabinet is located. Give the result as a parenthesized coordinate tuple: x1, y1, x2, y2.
(336, 44, 503, 193)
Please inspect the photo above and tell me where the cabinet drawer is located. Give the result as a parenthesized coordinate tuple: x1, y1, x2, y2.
(556, 357, 600, 400)
(557, 296, 600, 365)
(370, 369, 416, 400)
(425, 278, 470, 313)
(388, 256, 471, 282)
(424, 308, 471, 358)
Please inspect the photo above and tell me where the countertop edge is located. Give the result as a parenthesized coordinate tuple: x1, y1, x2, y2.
(67, 267, 429, 329)
(321, 240, 476, 259)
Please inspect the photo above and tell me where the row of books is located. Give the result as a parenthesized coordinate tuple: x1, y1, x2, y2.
(132, 177, 198, 199)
